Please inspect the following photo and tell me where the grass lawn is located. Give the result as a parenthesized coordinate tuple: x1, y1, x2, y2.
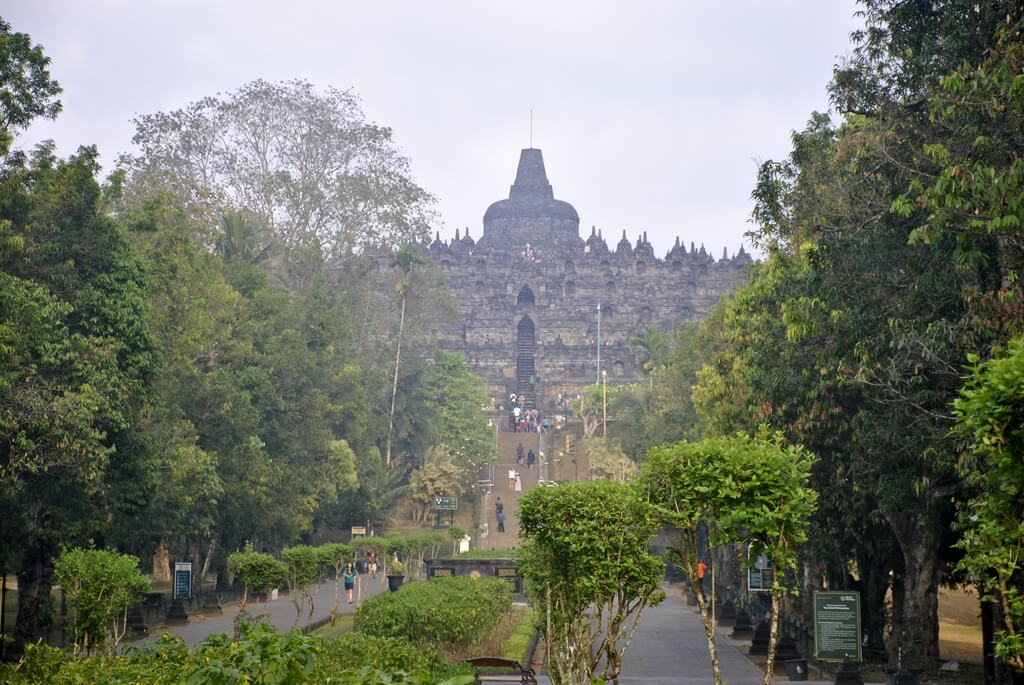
(502, 607, 536, 662)
(315, 613, 355, 639)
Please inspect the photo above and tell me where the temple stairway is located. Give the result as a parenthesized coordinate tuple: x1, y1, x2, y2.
(483, 431, 541, 550)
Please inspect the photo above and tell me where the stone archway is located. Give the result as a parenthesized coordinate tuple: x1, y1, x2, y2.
(517, 285, 535, 307)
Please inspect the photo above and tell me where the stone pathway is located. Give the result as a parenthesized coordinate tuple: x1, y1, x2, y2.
(533, 583, 833, 685)
(127, 573, 387, 649)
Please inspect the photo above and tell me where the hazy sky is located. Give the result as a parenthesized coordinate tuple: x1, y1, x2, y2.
(7, 1, 862, 258)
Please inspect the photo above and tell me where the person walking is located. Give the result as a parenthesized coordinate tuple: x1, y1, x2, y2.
(496, 509, 506, 533)
(508, 467, 516, 489)
(514, 471, 522, 492)
(341, 561, 358, 604)
(527, 448, 536, 470)
(516, 442, 525, 466)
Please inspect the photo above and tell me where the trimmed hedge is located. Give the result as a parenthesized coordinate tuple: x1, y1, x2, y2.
(355, 576, 512, 647)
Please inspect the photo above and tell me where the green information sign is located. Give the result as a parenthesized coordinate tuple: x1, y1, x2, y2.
(434, 496, 457, 511)
(814, 591, 862, 662)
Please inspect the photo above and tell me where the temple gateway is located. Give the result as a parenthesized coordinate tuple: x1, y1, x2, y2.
(425, 148, 751, 413)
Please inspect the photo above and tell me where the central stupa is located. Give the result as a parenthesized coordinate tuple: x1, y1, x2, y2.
(476, 148, 585, 252)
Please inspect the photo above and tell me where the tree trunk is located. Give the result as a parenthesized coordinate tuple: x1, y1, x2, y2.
(763, 588, 782, 685)
(200, 539, 216, 590)
(151, 540, 171, 583)
(886, 506, 943, 670)
(14, 541, 55, 647)
(384, 295, 406, 467)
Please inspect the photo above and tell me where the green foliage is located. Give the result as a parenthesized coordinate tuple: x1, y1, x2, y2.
(323, 632, 474, 683)
(954, 336, 1024, 670)
(118, 79, 436, 255)
(386, 558, 406, 576)
(517, 480, 664, 684)
(0, 17, 62, 154)
(355, 576, 512, 648)
(582, 436, 637, 483)
(228, 549, 287, 602)
(0, 623, 475, 684)
(53, 548, 150, 654)
(317, 543, 353, 570)
(639, 435, 817, 685)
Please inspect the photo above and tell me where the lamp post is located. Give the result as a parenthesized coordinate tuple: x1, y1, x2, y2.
(602, 369, 607, 437)
(596, 301, 602, 384)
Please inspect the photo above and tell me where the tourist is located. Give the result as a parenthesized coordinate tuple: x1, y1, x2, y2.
(512, 404, 521, 429)
(514, 471, 522, 492)
(496, 509, 506, 533)
(516, 442, 525, 465)
(527, 449, 536, 470)
(342, 562, 358, 604)
(367, 550, 378, 578)
(495, 496, 504, 515)
(508, 467, 516, 489)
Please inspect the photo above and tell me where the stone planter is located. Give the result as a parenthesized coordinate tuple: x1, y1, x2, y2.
(387, 574, 405, 592)
(784, 658, 808, 681)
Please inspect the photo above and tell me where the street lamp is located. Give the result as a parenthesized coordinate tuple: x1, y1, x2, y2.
(596, 301, 602, 385)
(602, 369, 607, 437)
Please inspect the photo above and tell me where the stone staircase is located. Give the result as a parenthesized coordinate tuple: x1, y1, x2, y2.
(482, 431, 541, 550)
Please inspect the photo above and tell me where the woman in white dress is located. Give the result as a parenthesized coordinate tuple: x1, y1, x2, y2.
(514, 472, 522, 492)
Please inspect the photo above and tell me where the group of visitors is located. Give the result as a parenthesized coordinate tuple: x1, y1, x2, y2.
(510, 395, 543, 432)
(507, 467, 522, 492)
(515, 441, 537, 470)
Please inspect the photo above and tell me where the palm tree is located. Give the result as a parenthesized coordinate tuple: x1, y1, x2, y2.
(216, 211, 271, 263)
(630, 327, 670, 388)
(360, 450, 410, 531)
(385, 243, 423, 467)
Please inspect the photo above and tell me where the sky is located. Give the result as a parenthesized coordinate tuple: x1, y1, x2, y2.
(7, 1, 862, 258)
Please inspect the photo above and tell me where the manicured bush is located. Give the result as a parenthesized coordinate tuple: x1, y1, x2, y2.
(227, 548, 287, 602)
(355, 576, 512, 648)
(53, 547, 150, 654)
(322, 632, 474, 681)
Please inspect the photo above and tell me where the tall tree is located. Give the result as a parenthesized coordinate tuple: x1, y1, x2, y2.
(117, 79, 436, 265)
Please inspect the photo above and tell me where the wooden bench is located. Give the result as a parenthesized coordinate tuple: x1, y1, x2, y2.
(464, 656, 538, 684)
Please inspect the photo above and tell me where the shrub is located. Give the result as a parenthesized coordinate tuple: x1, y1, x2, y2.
(53, 548, 150, 654)
(0, 623, 475, 684)
(355, 576, 512, 648)
(227, 549, 287, 602)
(387, 558, 406, 575)
(322, 632, 474, 681)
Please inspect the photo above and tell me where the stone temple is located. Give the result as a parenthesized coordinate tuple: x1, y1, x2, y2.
(426, 148, 751, 412)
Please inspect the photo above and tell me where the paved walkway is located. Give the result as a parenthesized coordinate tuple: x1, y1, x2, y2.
(128, 573, 387, 649)
(538, 583, 832, 685)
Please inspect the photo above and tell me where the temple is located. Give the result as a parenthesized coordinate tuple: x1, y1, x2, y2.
(425, 148, 751, 412)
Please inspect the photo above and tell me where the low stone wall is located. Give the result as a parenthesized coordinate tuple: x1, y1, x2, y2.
(424, 557, 524, 599)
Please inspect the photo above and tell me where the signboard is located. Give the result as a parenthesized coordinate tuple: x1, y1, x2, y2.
(814, 591, 862, 662)
(173, 561, 192, 600)
(351, 526, 366, 538)
(434, 496, 457, 511)
(748, 552, 774, 592)
(496, 567, 518, 578)
(431, 568, 453, 577)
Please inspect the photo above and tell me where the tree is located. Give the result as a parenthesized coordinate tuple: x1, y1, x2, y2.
(0, 146, 159, 646)
(118, 79, 436, 264)
(582, 437, 636, 483)
(227, 548, 287, 604)
(518, 481, 664, 685)
(0, 17, 62, 155)
(408, 446, 463, 524)
(318, 542, 353, 623)
(629, 327, 670, 388)
(954, 337, 1024, 671)
(53, 548, 149, 655)
(638, 435, 818, 685)
(281, 545, 322, 627)
(385, 243, 423, 467)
